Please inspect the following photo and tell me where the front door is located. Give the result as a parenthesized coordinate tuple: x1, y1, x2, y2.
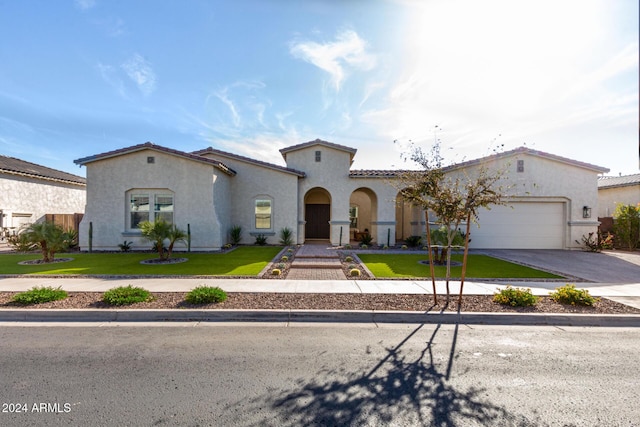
(305, 204, 330, 239)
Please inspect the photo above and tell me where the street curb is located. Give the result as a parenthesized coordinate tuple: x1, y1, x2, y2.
(0, 309, 639, 327)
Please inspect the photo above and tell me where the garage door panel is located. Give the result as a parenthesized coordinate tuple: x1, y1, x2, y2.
(469, 203, 564, 249)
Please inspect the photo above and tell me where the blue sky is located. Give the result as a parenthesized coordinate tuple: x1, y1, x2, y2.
(1, 0, 638, 177)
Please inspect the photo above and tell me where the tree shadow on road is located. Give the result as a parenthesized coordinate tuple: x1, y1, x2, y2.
(249, 307, 538, 426)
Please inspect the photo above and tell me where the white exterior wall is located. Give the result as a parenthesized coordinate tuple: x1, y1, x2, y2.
(0, 172, 85, 232)
(446, 152, 602, 249)
(78, 150, 229, 251)
(200, 153, 299, 245)
(598, 186, 640, 217)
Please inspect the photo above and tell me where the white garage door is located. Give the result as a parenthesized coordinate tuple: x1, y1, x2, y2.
(468, 202, 565, 249)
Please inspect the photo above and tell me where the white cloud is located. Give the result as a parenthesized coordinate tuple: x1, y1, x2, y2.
(290, 29, 376, 91)
(75, 0, 96, 11)
(121, 54, 157, 96)
(96, 63, 127, 99)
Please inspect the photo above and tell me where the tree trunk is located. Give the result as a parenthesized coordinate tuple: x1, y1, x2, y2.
(424, 209, 437, 304)
(458, 212, 472, 305)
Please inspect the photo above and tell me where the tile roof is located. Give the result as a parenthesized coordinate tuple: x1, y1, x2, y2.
(349, 170, 405, 178)
(598, 173, 640, 189)
(443, 146, 610, 174)
(0, 155, 86, 185)
(192, 147, 306, 177)
(74, 142, 236, 176)
(280, 138, 357, 157)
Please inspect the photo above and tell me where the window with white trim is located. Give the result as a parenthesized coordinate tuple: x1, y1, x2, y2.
(128, 190, 174, 229)
(255, 199, 272, 229)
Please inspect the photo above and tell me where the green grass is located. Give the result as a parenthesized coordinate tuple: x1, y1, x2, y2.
(358, 253, 563, 279)
(0, 246, 282, 276)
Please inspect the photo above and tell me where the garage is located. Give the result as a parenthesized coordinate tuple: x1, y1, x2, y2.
(468, 202, 565, 249)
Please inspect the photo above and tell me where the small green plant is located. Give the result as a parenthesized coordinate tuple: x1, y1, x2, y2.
(344, 244, 352, 249)
(287, 248, 294, 253)
(613, 203, 640, 250)
(223, 243, 233, 249)
(118, 240, 132, 252)
(344, 255, 353, 262)
(359, 233, 373, 246)
(12, 286, 68, 305)
(401, 244, 408, 250)
(404, 235, 422, 247)
(493, 286, 539, 307)
(6, 233, 38, 252)
(277, 262, 285, 269)
(576, 231, 614, 252)
(281, 255, 289, 262)
(382, 245, 389, 250)
(102, 285, 153, 306)
(349, 268, 361, 277)
(279, 227, 293, 246)
(255, 234, 268, 246)
(229, 225, 242, 245)
(347, 263, 357, 270)
(549, 284, 599, 306)
(185, 286, 227, 304)
(271, 268, 282, 276)
(360, 244, 368, 249)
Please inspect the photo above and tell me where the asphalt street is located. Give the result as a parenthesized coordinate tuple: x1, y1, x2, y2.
(1, 323, 638, 426)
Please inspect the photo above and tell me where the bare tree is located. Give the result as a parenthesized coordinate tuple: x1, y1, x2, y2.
(395, 137, 510, 305)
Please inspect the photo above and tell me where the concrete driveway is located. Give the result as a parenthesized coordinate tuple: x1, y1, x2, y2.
(481, 249, 640, 283)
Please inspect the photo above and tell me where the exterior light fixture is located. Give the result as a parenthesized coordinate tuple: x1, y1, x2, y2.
(583, 206, 592, 218)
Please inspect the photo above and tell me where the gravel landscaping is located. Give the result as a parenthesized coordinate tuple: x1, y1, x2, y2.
(1, 291, 638, 314)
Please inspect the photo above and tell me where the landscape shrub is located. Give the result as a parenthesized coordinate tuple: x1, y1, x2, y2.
(102, 285, 153, 306)
(404, 235, 422, 247)
(185, 286, 227, 304)
(493, 286, 539, 307)
(118, 240, 132, 252)
(347, 263, 357, 270)
(271, 268, 282, 276)
(229, 225, 242, 245)
(6, 233, 38, 252)
(12, 286, 68, 305)
(613, 203, 640, 250)
(349, 268, 361, 277)
(344, 244, 352, 249)
(254, 234, 267, 246)
(359, 233, 373, 246)
(575, 232, 614, 252)
(360, 244, 368, 249)
(279, 227, 293, 246)
(401, 245, 408, 250)
(344, 255, 353, 263)
(281, 255, 289, 262)
(549, 284, 598, 306)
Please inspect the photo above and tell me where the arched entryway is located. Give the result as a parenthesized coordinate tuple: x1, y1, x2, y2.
(304, 187, 331, 240)
(349, 187, 378, 242)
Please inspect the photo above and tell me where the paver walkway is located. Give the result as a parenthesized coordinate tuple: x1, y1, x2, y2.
(286, 242, 347, 280)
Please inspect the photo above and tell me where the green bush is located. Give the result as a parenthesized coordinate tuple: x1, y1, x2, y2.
(185, 286, 227, 304)
(549, 284, 598, 306)
(344, 255, 353, 262)
(279, 227, 293, 246)
(255, 234, 268, 245)
(349, 268, 361, 277)
(7, 232, 38, 252)
(271, 268, 282, 276)
(229, 225, 242, 245)
(359, 233, 373, 246)
(493, 286, 539, 307)
(281, 255, 289, 262)
(404, 235, 422, 247)
(12, 286, 68, 305)
(102, 285, 153, 306)
(118, 240, 132, 252)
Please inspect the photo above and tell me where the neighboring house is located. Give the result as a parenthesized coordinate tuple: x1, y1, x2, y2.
(0, 155, 86, 237)
(597, 173, 640, 217)
(74, 140, 608, 251)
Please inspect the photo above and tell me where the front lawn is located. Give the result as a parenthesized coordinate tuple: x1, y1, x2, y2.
(0, 246, 282, 276)
(358, 253, 563, 279)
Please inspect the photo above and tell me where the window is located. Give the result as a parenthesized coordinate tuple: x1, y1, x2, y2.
(349, 206, 358, 228)
(255, 199, 272, 229)
(129, 191, 173, 229)
(315, 150, 321, 162)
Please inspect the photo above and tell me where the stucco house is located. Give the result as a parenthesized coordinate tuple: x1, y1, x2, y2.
(597, 173, 640, 217)
(73, 140, 608, 251)
(0, 155, 86, 238)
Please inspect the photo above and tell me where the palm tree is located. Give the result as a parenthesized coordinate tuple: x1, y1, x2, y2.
(140, 220, 187, 260)
(22, 221, 71, 262)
